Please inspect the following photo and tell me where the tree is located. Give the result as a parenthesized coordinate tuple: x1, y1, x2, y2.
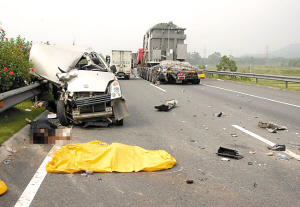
(216, 55, 238, 72)
(0, 26, 34, 93)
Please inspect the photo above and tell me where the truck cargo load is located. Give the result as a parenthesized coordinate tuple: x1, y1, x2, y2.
(110, 50, 132, 79)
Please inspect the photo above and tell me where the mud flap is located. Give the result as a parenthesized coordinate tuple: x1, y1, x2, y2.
(113, 98, 129, 121)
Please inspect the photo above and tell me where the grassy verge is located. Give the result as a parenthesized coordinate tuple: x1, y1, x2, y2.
(0, 92, 54, 144)
(205, 66, 300, 91)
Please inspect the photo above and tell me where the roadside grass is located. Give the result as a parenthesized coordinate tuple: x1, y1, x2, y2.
(205, 65, 300, 90)
(0, 92, 54, 145)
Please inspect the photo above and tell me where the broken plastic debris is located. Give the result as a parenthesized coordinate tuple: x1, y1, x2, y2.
(5, 145, 16, 153)
(267, 152, 274, 156)
(258, 121, 287, 133)
(25, 109, 31, 112)
(0, 180, 7, 195)
(86, 170, 94, 175)
(277, 153, 288, 160)
(186, 179, 193, 184)
(287, 142, 300, 146)
(248, 151, 256, 154)
(216, 147, 243, 159)
(221, 158, 230, 161)
(213, 112, 223, 117)
(248, 162, 253, 165)
(267, 144, 286, 151)
(3, 159, 11, 165)
(154, 99, 178, 111)
(231, 134, 238, 137)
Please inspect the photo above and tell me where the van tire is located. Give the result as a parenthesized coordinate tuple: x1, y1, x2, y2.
(57, 100, 70, 126)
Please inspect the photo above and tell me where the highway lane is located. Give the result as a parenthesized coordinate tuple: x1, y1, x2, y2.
(1, 77, 300, 207)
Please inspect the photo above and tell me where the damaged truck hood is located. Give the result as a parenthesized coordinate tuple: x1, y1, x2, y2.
(29, 43, 94, 84)
(60, 70, 116, 92)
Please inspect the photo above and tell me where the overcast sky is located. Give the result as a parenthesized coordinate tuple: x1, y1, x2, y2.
(1, 0, 299, 57)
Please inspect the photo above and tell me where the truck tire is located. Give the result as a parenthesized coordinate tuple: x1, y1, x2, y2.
(57, 100, 70, 126)
(116, 119, 123, 126)
(193, 79, 200, 84)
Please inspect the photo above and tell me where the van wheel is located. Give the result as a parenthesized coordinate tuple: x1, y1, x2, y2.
(57, 100, 70, 126)
(116, 119, 123, 126)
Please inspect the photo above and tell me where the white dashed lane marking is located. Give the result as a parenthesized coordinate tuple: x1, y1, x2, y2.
(232, 125, 300, 160)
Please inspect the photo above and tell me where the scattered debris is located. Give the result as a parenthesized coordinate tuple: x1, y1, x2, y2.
(221, 158, 230, 161)
(287, 142, 300, 146)
(254, 182, 258, 187)
(277, 153, 288, 160)
(81, 173, 87, 177)
(267, 152, 274, 156)
(25, 109, 31, 112)
(154, 99, 178, 111)
(216, 147, 243, 159)
(258, 121, 287, 133)
(193, 115, 197, 117)
(86, 170, 94, 175)
(0, 180, 7, 195)
(267, 144, 286, 151)
(214, 112, 223, 117)
(231, 134, 238, 137)
(3, 159, 11, 165)
(248, 162, 253, 165)
(249, 151, 256, 154)
(186, 179, 194, 184)
(5, 145, 16, 153)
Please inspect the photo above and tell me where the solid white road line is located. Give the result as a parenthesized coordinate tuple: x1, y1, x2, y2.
(232, 125, 300, 160)
(203, 84, 300, 108)
(150, 84, 167, 92)
(14, 145, 60, 207)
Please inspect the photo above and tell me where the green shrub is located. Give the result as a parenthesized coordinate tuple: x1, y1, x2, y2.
(0, 27, 34, 93)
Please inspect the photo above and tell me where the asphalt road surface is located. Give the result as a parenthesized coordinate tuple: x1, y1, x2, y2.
(1, 76, 300, 207)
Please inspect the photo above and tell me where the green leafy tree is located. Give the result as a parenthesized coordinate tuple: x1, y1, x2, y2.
(216, 55, 238, 72)
(0, 26, 34, 93)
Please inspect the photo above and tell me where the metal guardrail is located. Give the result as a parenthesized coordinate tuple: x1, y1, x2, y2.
(0, 82, 46, 113)
(203, 70, 300, 88)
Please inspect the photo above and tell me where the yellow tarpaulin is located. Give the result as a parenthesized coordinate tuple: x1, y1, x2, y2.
(46, 141, 176, 173)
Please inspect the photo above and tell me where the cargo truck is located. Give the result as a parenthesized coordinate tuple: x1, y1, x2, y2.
(137, 22, 205, 84)
(110, 50, 132, 79)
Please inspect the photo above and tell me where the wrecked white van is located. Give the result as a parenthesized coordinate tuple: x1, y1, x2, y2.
(30, 44, 129, 127)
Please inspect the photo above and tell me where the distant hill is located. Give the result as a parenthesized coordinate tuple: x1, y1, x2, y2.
(243, 43, 300, 58)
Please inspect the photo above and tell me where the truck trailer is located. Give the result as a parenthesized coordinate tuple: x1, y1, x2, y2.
(137, 22, 205, 84)
(110, 50, 132, 80)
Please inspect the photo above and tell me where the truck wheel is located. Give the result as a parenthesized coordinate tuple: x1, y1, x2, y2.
(193, 79, 200, 84)
(116, 119, 123, 126)
(57, 100, 70, 126)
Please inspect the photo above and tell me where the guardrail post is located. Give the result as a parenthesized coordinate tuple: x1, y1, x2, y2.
(234, 76, 236, 81)
(256, 78, 258, 84)
(286, 81, 288, 88)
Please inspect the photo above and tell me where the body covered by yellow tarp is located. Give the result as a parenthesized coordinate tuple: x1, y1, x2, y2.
(46, 141, 176, 173)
